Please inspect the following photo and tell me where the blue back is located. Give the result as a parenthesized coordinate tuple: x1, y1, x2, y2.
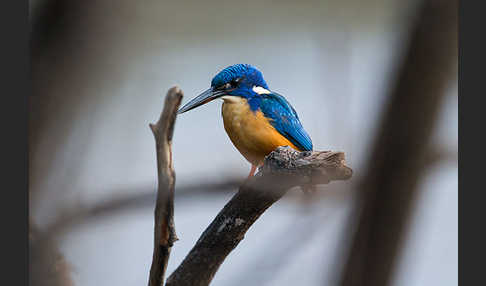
(252, 92, 313, 151)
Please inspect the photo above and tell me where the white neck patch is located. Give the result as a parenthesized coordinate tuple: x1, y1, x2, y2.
(221, 95, 245, 103)
(252, 86, 271, 94)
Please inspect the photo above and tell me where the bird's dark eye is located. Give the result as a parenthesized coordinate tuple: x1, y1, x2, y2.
(218, 77, 241, 90)
(230, 78, 241, 87)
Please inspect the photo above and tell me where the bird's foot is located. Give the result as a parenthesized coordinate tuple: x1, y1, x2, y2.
(247, 164, 258, 179)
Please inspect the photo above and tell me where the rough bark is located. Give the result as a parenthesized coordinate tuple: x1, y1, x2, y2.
(148, 87, 183, 286)
(166, 147, 352, 286)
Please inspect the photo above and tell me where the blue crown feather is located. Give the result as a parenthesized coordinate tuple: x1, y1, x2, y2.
(211, 64, 268, 89)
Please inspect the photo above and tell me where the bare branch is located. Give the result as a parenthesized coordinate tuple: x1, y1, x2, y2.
(166, 146, 352, 286)
(148, 86, 183, 286)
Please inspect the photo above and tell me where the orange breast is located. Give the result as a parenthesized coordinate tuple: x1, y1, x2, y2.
(221, 96, 300, 166)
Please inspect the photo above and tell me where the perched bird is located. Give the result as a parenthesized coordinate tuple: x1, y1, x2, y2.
(178, 64, 313, 177)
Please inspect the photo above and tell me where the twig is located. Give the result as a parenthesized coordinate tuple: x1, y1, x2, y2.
(166, 146, 352, 286)
(337, 0, 458, 285)
(148, 86, 183, 286)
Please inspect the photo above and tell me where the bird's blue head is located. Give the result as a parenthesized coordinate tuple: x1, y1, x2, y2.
(210, 64, 268, 90)
(178, 64, 269, 114)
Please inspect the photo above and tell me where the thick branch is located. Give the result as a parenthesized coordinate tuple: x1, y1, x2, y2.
(166, 146, 352, 286)
(148, 87, 183, 286)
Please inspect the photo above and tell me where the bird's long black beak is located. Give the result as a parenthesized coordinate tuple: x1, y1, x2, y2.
(177, 88, 226, 114)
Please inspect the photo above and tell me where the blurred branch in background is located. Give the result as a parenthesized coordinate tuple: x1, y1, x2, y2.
(338, 0, 458, 285)
(30, 219, 73, 286)
(30, 0, 87, 154)
(166, 147, 352, 286)
(38, 141, 451, 247)
(30, 177, 244, 286)
(42, 179, 243, 240)
(424, 146, 458, 167)
(30, 2, 87, 286)
(34, 140, 455, 250)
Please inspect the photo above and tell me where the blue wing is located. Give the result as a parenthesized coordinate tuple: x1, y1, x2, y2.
(257, 92, 313, 151)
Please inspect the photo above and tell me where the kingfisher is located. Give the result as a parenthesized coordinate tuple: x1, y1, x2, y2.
(178, 64, 313, 177)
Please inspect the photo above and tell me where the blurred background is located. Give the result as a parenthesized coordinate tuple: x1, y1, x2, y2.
(29, 0, 457, 285)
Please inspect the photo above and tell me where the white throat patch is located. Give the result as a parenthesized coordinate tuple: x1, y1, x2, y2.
(252, 86, 271, 94)
(221, 95, 245, 103)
